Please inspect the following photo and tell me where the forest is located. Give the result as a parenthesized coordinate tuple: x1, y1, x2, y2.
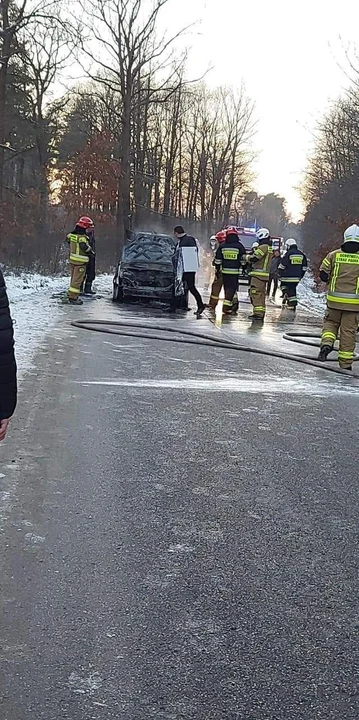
(1, 0, 294, 271)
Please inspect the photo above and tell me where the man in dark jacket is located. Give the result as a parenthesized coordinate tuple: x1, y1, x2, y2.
(173, 226, 205, 315)
(267, 249, 281, 300)
(0, 268, 17, 441)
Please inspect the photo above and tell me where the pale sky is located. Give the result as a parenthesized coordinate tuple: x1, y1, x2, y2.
(160, 0, 359, 220)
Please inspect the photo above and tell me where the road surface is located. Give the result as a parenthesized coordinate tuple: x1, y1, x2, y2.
(0, 297, 358, 719)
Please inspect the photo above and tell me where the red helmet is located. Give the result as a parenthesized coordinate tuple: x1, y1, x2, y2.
(77, 215, 94, 229)
(215, 230, 226, 243)
(225, 226, 239, 237)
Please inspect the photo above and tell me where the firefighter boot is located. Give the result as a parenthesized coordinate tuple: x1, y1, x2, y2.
(318, 345, 333, 361)
(68, 297, 84, 305)
(232, 292, 239, 314)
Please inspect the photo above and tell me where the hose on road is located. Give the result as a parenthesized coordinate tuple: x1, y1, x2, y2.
(71, 318, 359, 379)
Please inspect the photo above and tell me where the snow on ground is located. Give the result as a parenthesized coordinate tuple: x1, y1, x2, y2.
(297, 273, 326, 316)
(4, 270, 324, 377)
(5, 272, 112, 376)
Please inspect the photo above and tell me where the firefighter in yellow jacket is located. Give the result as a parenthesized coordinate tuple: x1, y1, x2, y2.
(318, 223, 359, 371)
(66, 217, 95, 305)
(247, 227, 273, 319)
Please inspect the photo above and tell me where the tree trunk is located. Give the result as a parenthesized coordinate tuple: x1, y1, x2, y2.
(163, 91, 181, 215)
(116, 95, 131, 244)
(0, 0, 11, 205)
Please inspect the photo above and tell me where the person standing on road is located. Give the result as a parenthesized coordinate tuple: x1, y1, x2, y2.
(209, 230, 226, 309)
(318, 223, 359, 371)
(0, 268, 17, 442)
(247, 227, 273, 320)
(66, 218, 95, 305)
(204, 236, 217, 290)
(213, 227, 246, 314)
(174, 226, 205, 316)
(79, 216, 96, 295)
(267, 248, 281, 301)
(277, 239, 307, 311)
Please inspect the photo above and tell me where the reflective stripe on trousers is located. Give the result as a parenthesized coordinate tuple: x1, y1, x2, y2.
(69, 254, 90, 264)
(250, 271, 269, 279)
(321, 330, 337, 344)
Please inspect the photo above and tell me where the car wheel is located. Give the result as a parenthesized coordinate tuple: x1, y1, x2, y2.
(112, 281, 124, 302)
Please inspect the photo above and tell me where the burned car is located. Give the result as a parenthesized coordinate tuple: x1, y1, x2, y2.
(113, 231, 179, 303)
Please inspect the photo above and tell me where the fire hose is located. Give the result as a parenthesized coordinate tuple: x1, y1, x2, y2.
(71, 318, 359, 379)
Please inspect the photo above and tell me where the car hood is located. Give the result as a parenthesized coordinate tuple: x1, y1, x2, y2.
(121, 235, 176, 266)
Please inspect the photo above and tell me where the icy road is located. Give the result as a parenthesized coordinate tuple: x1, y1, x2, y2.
(0, 277, 358, 720)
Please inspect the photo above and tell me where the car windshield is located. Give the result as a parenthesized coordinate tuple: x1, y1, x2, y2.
(122, 234, 176, 264)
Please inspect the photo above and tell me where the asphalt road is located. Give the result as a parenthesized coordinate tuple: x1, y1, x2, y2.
(0, 297, 358, 719)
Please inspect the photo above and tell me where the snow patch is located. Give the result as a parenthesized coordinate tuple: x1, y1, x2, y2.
(68, 670, 103, 695)
(297, 273, 326, 316)
(5, 273, 67, 376)
(168, 543, 194, 553)
(24, 533, 45, 545)
(4, 272, 112, 376)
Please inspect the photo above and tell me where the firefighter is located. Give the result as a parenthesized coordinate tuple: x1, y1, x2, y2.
(66, 218, 95, 305)
(278, 238, 308, 310)
(247, 228, 273, 319)
(209, 235, 217, 253)
(318, 223, 359, 371)
(209, 230, 226, 308)
(214, 227, 246, 314)
(79, 216, 96, 295)
(204, 236, 217, 290)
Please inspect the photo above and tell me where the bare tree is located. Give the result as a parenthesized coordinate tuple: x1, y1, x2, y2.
(0, 0, 28, 201)
(301, 91, 359, 255)
(19, 14, 73, 218)
(76, 0, 193, 243)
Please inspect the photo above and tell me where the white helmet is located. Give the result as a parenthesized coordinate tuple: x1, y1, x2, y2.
(252, 241, 259, 249)
(256, 227, 270, 241)
(343, 224, 359, 243)
(285, 238, 297, 249)
(210, 235, 216, 241)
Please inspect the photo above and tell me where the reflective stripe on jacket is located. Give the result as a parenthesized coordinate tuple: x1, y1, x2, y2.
(278, 248, 308, 283)
(249, 243, 272, 280)
(214, 238, 246, 275)
(320, 248, 359, 311)
(67, 233, 92, 264)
